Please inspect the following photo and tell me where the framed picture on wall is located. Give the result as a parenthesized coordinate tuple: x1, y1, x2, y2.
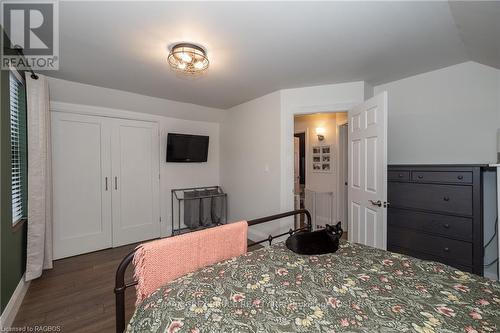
(312, 145, 332, 173)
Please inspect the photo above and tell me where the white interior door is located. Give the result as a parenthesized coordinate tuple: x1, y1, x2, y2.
(111, 119, 160, 247)
(348, 92, 388, 249)
(52, 113, 112, 259)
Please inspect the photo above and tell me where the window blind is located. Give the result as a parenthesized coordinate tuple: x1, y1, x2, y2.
(10, 71, 27, 225)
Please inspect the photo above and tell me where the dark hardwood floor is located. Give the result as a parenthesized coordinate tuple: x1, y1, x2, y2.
(12, 240, 264, 332)
(12, 232, 342, 332)
(13, 244, 137, 333)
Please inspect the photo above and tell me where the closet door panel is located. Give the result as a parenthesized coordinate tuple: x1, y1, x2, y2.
(111, 119, 160, 246)
(52, 113, 112, 259)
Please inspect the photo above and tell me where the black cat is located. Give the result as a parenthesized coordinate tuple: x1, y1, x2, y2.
(285, 222, 343, 255)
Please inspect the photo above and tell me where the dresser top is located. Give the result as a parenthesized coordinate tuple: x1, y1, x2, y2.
(389, 164, 490, 168)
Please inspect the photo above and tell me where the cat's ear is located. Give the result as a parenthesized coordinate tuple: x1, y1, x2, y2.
(336, 222, 342, 229)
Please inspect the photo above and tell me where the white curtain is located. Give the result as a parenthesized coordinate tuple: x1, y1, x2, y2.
(25, 74, 53, 281)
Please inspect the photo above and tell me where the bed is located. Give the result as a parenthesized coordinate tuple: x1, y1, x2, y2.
(116, 210, 500, 333)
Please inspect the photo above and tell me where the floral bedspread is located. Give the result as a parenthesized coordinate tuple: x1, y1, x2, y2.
(127, 241, 500, 333)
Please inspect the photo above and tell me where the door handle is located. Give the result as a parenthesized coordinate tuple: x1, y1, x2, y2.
(105, 177, 108, 191)
(369, 200, 382, 207)
(114, 176, 118, 190)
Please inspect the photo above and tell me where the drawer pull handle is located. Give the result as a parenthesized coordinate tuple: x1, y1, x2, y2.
(417, 175, 423, 179)
(443, 247, 450, 252)
(443, 196, 450, 202)
(457, 175, 463, 180)
(443, 223, 450, 229)
(399, 174, 404, 178)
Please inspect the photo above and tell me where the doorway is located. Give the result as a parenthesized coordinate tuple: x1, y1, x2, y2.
(293, 112, 348, 231)
(286, 92, 388, 250)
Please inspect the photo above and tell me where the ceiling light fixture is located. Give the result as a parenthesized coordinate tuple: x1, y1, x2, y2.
(167, 43, 209, 75)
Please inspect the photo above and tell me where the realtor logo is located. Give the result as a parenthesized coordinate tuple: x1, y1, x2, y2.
(1, 0, 59, 70)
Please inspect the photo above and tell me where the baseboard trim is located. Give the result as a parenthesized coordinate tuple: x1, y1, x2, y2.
(0, 274, 30, 329)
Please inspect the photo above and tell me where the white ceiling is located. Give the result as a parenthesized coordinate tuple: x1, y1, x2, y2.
(49, 1, 500, 109)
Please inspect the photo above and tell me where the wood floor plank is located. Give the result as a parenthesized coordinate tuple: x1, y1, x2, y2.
(12, 244, 137, 333)
(11, 238, 275, 332)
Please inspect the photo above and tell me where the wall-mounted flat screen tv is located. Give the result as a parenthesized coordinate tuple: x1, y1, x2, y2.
(167, 133, 209, 162)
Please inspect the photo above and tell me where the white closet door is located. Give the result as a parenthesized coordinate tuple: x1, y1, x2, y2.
(52, 113, 112, 259)
(111, 119, 160, 247)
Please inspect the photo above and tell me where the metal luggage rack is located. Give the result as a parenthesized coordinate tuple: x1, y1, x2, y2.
(171, 185, 228, 236)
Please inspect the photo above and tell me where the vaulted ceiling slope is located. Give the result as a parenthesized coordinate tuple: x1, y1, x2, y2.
(49, 1, 499, 109)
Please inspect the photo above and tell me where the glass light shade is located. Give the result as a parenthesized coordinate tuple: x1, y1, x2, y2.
(316, 127, 326, 135)
(180, 52, 192, 62)
(168, 43, 209, 74)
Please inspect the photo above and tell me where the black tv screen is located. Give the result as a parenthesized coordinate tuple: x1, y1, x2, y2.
(167, 133, 209, 162)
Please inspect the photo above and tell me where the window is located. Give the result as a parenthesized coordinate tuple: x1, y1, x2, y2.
(10, 71, 27, 225)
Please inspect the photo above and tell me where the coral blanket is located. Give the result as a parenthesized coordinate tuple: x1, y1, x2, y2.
(133, 221, 248, 305)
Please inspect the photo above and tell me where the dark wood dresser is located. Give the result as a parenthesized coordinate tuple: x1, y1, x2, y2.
(388, 165, 484, 275)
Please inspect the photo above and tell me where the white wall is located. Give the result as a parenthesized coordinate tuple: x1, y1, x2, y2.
(46, 76, 226, 123)
(48, 78, 223, 237)
(374, 61, 500, 164)
(220, 91, 283, 240)
(160, 119, 220, 235)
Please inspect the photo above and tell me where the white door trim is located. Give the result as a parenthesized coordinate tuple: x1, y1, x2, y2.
(50, 101, 162, 123)
(293, 128, 309, 193)
(337, 122, 349, 230)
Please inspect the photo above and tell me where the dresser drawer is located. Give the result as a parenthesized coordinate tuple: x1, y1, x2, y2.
(388, 228, 473, 266)
(412, 171, 472, 184)
(388, 182, 472, 216)
(388, 171, 410, 182)
(388, 245, 472, 273)
(388, 208, 472, 241)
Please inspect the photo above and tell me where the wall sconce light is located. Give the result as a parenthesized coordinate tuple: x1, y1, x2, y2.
(316, 127, 325, 141)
